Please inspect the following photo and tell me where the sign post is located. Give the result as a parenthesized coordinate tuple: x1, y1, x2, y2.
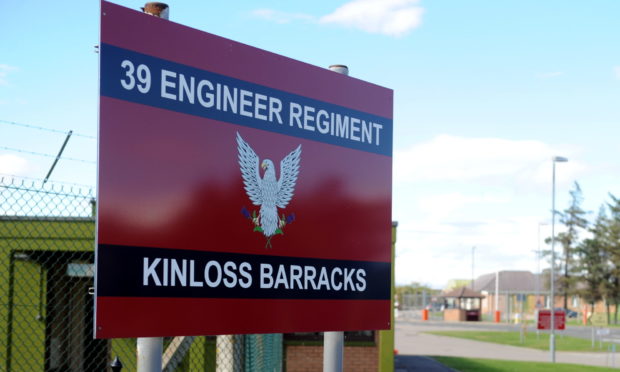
(591, 313, 607, 348)
(322, 64, 350, 372)
(134, 3, 170, 371)
(96, 0, 393, 344)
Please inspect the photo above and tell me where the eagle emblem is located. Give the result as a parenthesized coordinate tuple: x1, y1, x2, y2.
(236, 132, 302, 248)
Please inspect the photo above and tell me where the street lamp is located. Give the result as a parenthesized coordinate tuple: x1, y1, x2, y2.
(550, 155, 567, 363)
(471, 246, 476, 290)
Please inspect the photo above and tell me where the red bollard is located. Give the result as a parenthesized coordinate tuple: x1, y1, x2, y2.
(422, 309, 429, 321)
(583, 307, 588, 325)
(494, 310, 501, 323)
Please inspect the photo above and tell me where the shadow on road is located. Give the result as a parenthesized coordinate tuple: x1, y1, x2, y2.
(395, 355, 455, 372)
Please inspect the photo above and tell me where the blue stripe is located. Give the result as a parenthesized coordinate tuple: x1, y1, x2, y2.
(100, 44, 392, 156)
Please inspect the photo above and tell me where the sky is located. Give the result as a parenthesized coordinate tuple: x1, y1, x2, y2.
(1, 0, 619, 289)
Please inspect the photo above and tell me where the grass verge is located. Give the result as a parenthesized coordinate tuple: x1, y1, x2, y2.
(426, 330, 612, 352)
(432, 356, 616, 371)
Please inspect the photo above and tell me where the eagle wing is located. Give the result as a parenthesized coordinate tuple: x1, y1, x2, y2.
(236, 132, 262, 206)
(276, 144, 302, 208)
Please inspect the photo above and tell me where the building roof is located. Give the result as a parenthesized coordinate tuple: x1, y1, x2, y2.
(473, 270, 545, 293)
(441, 286, 485, 298)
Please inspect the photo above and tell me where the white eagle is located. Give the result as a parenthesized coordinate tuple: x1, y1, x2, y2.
(236, 132, 302, 237)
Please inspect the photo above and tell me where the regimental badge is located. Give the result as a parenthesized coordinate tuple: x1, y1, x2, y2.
(236, 132, 301, 248)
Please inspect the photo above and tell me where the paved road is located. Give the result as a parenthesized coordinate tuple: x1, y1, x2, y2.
(399, 310, 617, 341)
(395, 319, 619, 369)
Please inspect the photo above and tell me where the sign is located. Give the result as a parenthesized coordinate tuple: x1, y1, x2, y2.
(591, 313, 607, 327)
(95, 2, 393, 338)
(596, 328, 610, 336)
(537, 310, 566, 330)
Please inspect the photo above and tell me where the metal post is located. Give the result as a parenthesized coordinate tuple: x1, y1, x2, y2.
(324, 332, 344, 372)
(136, 4, 169, 371)
(471, 246, 475, 289)
(43, 130, 72, 184)
(323, 63, 349, 372)
(5, 251, 15, 372)
(138, 338, 163, 371)
(550, 159, 556, 363)
(549, 155, 567, 363)
(110, 356, 124, 372)
(494, 271, 500, 322)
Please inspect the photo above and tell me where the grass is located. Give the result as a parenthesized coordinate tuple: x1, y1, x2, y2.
(432, 356, 617, 372)
(426, 330, 612, 352)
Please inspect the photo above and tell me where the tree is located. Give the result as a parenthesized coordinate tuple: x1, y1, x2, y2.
(604, 194, 620, 323)
(556, 182, 589, 308)
(395, 282, 439, 309)
(575, 207, 609, 316)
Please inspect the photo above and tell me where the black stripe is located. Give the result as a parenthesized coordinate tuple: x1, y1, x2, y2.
(96, 244, 391, 300)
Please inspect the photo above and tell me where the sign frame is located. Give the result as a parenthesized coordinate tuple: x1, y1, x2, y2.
(95, 1, 393, 338)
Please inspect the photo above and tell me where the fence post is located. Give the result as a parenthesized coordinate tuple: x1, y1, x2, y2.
(5, 251, 15, 372)
(110, 356, 123, 372)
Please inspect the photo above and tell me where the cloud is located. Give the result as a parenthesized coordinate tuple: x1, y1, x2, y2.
(614, 66, 620, 80)
(320, 0, 424, 37)
(391, 135, 586, 288)
(395, 214, 556, 287)
(251, 9, 315, 24)
(252, 0, 424, 37)
(0, 154, 30, 175)
(394, 135, 582, 188)
(0, 64, 18, 86)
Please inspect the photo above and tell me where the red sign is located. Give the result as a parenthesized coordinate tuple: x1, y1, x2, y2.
(537, 310, 566, 330)
(95, 2, 393, 338)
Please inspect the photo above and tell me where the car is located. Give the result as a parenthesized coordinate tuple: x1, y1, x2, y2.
(554, 307, 578, 318)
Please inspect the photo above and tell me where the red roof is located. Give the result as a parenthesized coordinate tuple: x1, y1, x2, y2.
(441, 286, 485, 298)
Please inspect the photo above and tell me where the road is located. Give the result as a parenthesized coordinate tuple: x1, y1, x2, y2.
(395, 318, 620, 369)
(399, 310, 615, 341)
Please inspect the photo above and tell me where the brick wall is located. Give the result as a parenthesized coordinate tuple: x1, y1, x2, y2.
(285, 344, 378, 372)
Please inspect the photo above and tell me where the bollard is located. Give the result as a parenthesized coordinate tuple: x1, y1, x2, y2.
(422, 309, 429, 321)
(494, 310, 501, 323)
(583, 308, 588, 325)
(110, 356, 123, 372)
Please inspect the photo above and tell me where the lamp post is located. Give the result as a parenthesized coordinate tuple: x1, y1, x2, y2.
(471, 246, 476, 290)
(550, 156, 567, 363)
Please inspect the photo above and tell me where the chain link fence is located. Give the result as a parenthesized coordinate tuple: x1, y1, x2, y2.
(0, 177, 282, 371)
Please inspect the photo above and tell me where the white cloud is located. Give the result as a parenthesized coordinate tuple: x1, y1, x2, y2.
(252, 0, 424, 37)
(320, 0, 424, 37)
(395, 214, 555, 288)
(251, 9, 315, 24)
(0, 64, 18, 86)
(394, 135, 582, 188)
(391, 135, 587, 288)
(614, 66, 620, 80)
(0, 154, 30, 176)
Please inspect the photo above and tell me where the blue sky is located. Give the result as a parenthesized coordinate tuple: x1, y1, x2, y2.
(1, 0, 619, 288)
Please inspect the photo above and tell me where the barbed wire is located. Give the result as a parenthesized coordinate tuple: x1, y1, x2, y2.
(0, 119, 96, 139)
(0, 173, 95, 190)
(0, 146, 96, 164)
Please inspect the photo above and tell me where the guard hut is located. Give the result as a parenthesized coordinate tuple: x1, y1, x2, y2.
(441, 286, 485, 322)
